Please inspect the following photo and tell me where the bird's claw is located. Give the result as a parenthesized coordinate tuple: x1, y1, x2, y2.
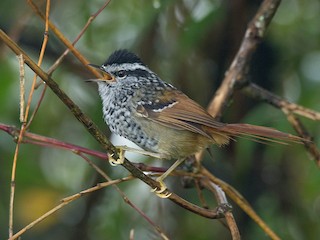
(150, 179, 172, 198)
(108, 147, 125, 166)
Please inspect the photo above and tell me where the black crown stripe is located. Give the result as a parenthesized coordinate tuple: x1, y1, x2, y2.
(104, 49, 144, 66)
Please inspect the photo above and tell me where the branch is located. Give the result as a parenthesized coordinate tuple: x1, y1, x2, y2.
(207, 0, 281, 119)
(285, 112, 320, 166)
(200, 167, 281, 240)
(8, 177, 132, 240)
(0, 29, 115, 153)
(244, 83, 320, 121)
(244, 83, 320, 166)
(47, 0, 112, 74)
(26, 0, 101, 78)
(202, 180, 240, 240)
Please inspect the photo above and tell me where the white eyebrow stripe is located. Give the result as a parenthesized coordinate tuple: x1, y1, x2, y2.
(102, 63, 149, 73)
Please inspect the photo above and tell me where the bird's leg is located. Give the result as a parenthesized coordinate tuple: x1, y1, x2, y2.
(151, 158, 185, 198)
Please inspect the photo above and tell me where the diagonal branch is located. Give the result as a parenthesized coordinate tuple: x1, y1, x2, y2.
(0, 29, 225, 220)
(244, 83, 320, 121)
(244, 83, 320, 165)
(8, 177, 133, 240)
(26, 0, 101, 78)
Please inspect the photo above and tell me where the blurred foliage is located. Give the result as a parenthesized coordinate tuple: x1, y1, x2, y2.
(0, 0, 320, 239)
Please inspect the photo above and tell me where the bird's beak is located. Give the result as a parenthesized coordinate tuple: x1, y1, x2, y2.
(87, 64, 115, 82)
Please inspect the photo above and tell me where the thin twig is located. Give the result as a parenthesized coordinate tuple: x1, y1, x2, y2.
(8, 3, 51, 236)
(284, 111, 320, 166)
(76, 152, 170, 240)
(25, 0, 51, 128)
(8, 177, 132, 240)
(26, 0, 101, 78)
(203, 180, 240, 240)
(17, 54, 25, 123)
(47, 0, 112, 74)
(26, 85, 48, 129)
(24, 0, 50, 126)
(194, 179, 209, 209)
(244, 83, 320, 121)
(8, 139, 20, 238)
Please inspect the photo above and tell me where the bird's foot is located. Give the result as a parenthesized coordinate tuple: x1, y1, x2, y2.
(150, 178, 172, 198)
(108, 147, 125, 166)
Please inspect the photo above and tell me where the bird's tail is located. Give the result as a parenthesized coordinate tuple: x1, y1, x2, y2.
(214, 123, 303, 145)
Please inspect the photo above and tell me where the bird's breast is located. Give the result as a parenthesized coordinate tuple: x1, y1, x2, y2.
(101, 93, 160, 153)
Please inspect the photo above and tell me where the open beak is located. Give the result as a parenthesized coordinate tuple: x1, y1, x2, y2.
(87, 64, 115, 82)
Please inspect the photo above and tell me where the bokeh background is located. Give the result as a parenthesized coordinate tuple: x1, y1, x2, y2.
(1, 0, 320, 239)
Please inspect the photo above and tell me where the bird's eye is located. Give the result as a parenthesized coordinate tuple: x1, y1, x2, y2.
(117, 70, 127, 79)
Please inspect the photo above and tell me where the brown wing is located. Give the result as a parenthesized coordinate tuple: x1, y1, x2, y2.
(135, 90, 229, 141)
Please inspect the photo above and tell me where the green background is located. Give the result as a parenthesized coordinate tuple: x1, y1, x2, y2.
(1, 0, 320, 239)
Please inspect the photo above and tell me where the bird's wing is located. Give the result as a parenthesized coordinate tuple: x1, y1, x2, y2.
(135, 90, 228, 141)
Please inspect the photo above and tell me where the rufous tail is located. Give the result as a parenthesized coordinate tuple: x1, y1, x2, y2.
(218, 123, 303, 144)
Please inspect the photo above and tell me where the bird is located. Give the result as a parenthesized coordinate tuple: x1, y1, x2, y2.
(88, 49, 301, 197)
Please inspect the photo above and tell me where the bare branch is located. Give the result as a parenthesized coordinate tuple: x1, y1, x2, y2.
(244, 83, 320, 165)
(244, 83, 320, 121)
(26, 0, 101, 78)
(202, 180, 240, 240)
(207, 0, 281, 119)
(8, 177, 132, 240)
(200, 167, 281, 240)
